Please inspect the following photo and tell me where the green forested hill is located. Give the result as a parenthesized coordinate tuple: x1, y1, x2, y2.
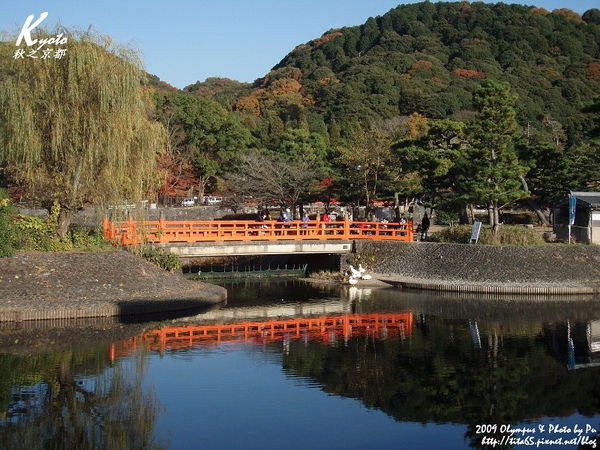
(162, 2, 600, 147)
(257, 2, 600, 144)
(151, 2, 600, 217)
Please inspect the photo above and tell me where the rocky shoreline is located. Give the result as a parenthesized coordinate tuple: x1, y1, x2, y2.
(0, 250, 227, 322)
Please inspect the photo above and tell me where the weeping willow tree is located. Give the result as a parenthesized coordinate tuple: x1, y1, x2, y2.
(0, 27, 167, 236)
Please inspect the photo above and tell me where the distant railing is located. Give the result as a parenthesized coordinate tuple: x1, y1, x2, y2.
(103, 217, 413, 245)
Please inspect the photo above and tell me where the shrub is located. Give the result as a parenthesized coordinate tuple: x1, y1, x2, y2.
(0, 190, 20, 257)
(14, 214, 50, 250)
(136, 246, 181, 272)
(435, 210, 460, 226)
(67, 225, 108, 250)
(502, 212, 539, 225)
(434, 224, 546, 245)
(15, 214, 109, 251)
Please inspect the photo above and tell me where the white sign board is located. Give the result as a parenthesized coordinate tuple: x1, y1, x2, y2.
(470, 221, 482, 244)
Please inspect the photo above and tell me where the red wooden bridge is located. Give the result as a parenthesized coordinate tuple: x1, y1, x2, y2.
(112, 312, 413, 358)
(103, 217, 413, 245)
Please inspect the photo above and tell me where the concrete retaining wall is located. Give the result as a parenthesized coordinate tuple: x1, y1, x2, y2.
(351, 241, 600, 295)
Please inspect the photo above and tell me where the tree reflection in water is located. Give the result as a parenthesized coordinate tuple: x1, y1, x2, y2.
(279, 315, 600, 449)
(0, 348, 165, 450)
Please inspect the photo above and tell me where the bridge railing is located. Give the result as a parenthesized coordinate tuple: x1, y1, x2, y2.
(103, 217, 413, 245)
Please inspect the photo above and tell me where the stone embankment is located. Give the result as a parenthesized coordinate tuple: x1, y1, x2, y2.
(354, 241, 600, 295)
(0, 250, 227, 322)
(2, 241, 599, 324)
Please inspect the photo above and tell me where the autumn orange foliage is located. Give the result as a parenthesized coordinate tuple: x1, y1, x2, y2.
(452, 68, 486, 79)
(234, 96, 261, 116)
(312, 32, 343, 47)
(553, 8, 584, 23)
(409, 60, 434, 74)
(585, 63, 600, 81)
(530, 7, 550, 16)
(157, 153, 197, 196)
(270, 79, 303, 96)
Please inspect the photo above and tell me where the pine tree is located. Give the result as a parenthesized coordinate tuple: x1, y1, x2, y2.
(465, 81, 528, 230)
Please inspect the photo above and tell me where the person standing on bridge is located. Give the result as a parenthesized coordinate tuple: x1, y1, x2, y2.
(279, 208, 293, 229)
(421, 213, 430, 241)
(301, 212, 310, 235)
(322, 210, 332, 235)
(399, 213, 408, 236)
(301, 212, 310, 227)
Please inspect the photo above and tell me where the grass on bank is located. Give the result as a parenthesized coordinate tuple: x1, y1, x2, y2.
(308, 270, 345, 281)
(432, 224, 547, 245)
(127, 245, 182, 272)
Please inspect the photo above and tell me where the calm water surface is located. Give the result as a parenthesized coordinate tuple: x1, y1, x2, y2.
(2, 279, 600, 449)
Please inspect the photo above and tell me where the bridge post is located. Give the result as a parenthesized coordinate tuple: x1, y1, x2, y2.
(102, 218, 111, 240)
(158, 217, 166, 243)
(124, 216, 135, 245)
(343, 217, 350, 240)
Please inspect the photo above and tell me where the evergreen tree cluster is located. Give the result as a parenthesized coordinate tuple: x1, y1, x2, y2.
(271, 2, 600, 143)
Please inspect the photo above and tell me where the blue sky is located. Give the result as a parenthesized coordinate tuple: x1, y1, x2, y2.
(2, 1, 598, 89)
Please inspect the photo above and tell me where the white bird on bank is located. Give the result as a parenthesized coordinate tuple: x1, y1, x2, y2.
(343, 273, 359, 285)
(348, 264, 362, 279)
(358, 264, 372, 280)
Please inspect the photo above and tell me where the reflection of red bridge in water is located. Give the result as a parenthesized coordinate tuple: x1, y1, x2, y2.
(114, 313, 413, 357)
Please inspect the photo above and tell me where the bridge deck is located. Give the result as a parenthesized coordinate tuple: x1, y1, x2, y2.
(103, 217, 413, 245)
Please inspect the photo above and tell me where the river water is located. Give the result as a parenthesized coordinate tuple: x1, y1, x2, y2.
(2, 279, 600, 449)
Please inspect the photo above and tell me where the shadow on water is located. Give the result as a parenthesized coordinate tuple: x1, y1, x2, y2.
(0, 301, 227, 356)
(357, 287, 600, 324)
(203, 277, 344, 306)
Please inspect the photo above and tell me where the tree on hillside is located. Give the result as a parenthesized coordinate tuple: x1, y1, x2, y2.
(280, 128, 329, 164)
(394, 118, 470, 217)
(0, 30, 166, 236)
(336, 128, 396, 210)
(224, 150, 324, 214)
(153, 92, 254, 200)
(575, 95, 600, 189)
(466, 81, 528, 229)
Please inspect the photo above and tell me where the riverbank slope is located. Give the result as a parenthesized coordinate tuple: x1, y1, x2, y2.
(0, 250, 227, 322)
(353, 241, 600, 295)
